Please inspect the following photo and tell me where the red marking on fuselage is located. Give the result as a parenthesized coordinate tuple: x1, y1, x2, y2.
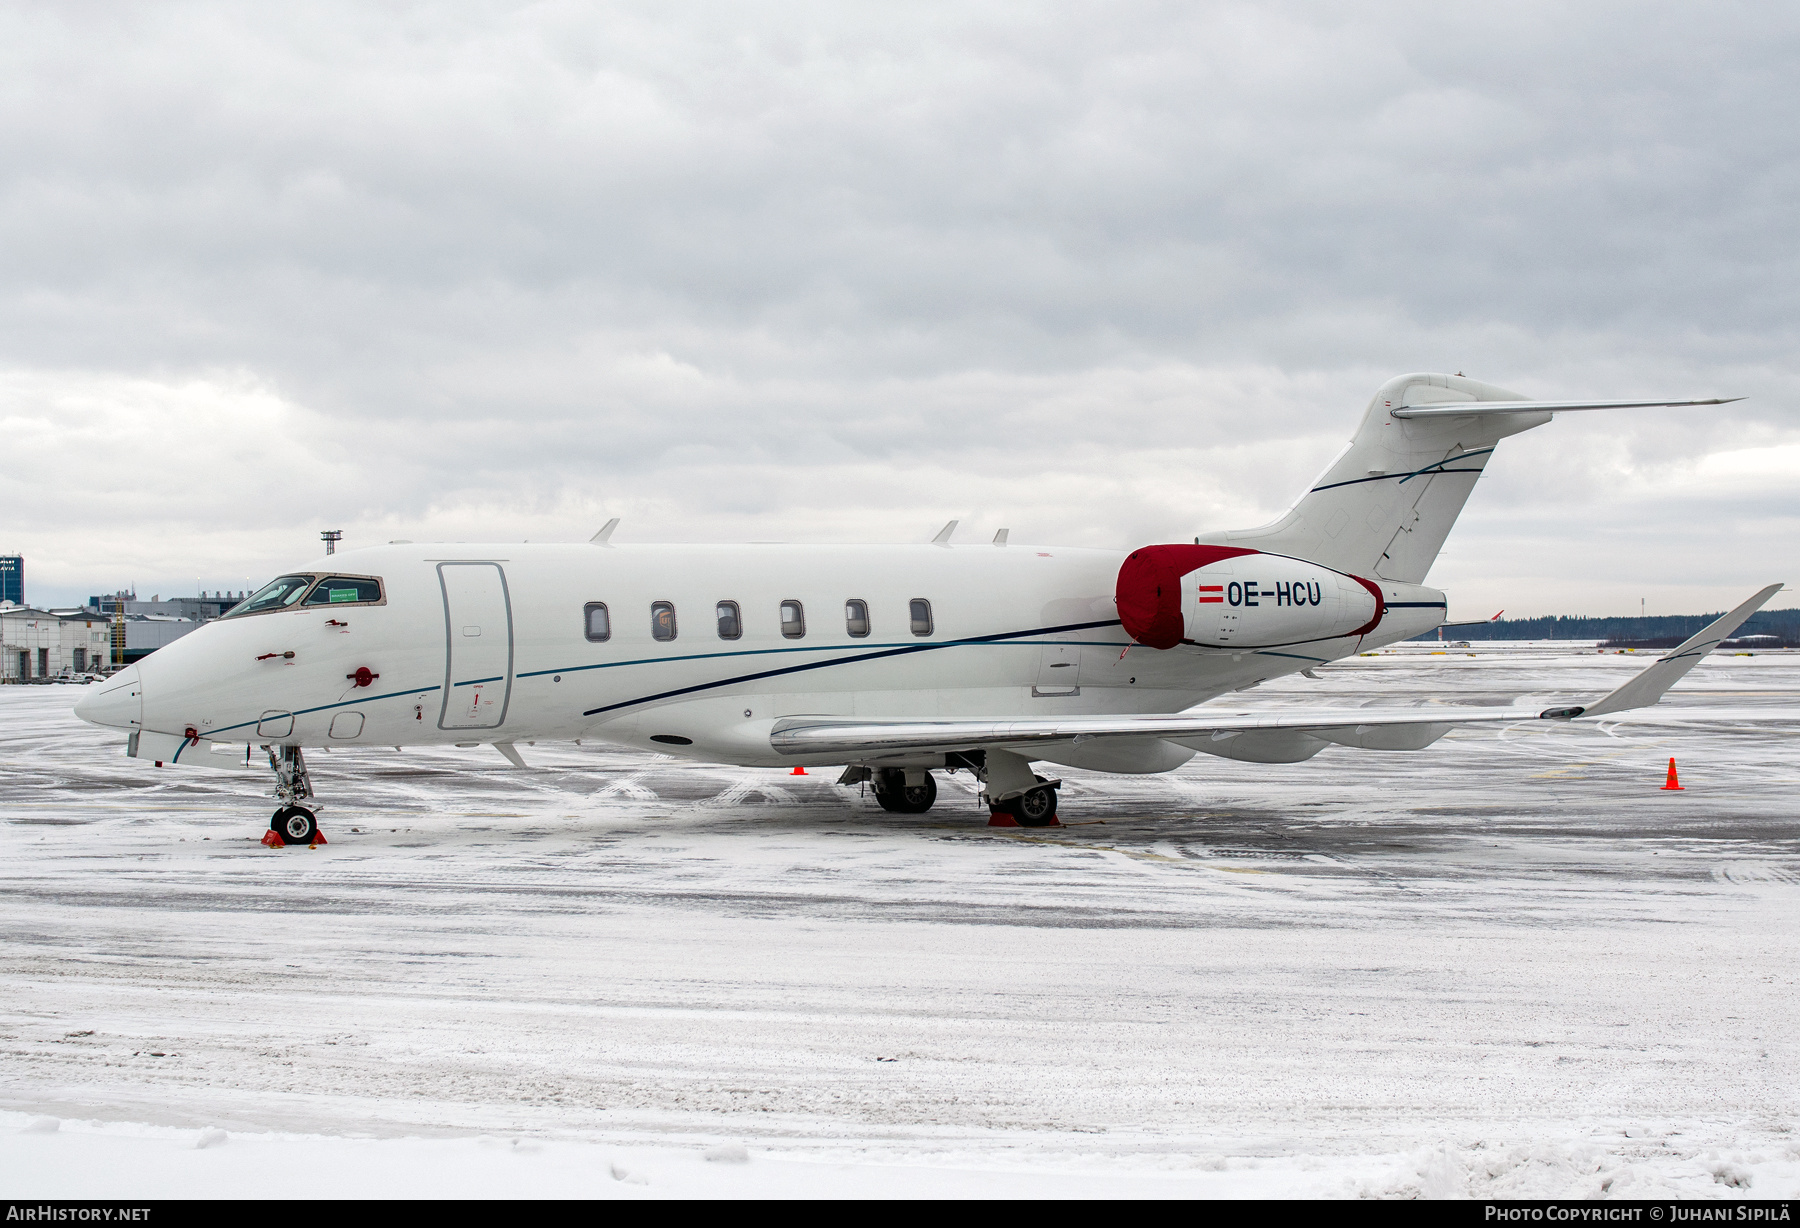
(1116, 544, 1258, 649)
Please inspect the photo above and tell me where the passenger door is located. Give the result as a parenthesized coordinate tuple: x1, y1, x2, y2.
(438, 563, 514, 730)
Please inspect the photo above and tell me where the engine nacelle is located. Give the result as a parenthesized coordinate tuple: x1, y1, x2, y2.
(1117, 544, 1385, 650)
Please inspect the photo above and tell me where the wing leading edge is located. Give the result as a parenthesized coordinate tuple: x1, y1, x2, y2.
(768, 585, 1783, 759)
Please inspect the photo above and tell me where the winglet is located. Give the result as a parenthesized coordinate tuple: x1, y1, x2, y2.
(992, 528, 1009, 546)
(1562, 584, 1784, 719)
(590, 518, 620, 545)
(931, 520, 958, 545)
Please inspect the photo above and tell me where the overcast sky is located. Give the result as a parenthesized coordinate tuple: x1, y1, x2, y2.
(1, 1, 1795, 616)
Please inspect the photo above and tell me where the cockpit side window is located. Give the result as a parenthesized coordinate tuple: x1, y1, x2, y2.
(224, 575, 317, 617)
(301, 576, 384, 607)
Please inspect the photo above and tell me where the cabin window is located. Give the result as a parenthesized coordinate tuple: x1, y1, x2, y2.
(909, 598, 934, 637)
(584, 602, 611, 642)
(845, 599, 870, 638)
(651, 601, 677, 642)
(716, 601, 742, 640)
(780, 600, 806, 639)
(303, 576, 383, 606)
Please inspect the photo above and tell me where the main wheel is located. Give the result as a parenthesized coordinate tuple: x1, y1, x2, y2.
(272, 806, 318, 845)
(874, 771, 937, 814)
(1006, 784, 1058, 827)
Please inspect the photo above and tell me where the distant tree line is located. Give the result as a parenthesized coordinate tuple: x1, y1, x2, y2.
(1410, 607, 1800, 646)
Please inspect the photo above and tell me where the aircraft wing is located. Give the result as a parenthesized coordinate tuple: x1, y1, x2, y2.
(769, 584, 1783, 759)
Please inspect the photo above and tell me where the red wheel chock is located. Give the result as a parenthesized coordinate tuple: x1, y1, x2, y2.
(309, 831, 328, 847)
(260, 830, 286, 849)
(987, 811, 1060, 828)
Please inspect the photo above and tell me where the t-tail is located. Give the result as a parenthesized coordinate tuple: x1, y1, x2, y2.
(1195, 372, 1739, 583)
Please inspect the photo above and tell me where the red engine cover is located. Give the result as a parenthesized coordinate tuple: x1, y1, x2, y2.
(1116, 544, 1256, 649)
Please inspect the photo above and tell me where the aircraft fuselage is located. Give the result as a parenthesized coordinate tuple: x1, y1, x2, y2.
(87, 541, 1445, 771)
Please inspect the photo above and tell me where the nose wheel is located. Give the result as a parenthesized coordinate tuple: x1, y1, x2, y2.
(271, 805, 319, 845)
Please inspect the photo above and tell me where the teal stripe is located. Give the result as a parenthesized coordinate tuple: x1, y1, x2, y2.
(517, 637, 1130, 679)
(203, 683, 443, 738)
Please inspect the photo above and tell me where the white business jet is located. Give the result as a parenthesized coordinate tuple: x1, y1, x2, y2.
(75, 373, 1779, 845)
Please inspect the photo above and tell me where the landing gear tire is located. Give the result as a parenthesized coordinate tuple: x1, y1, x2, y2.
(1005, 783, 1059, 827)
(272, 806, 318, 845)
(874, 770, 937, 814)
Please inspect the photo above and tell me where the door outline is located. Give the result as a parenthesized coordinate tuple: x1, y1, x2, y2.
(437, 562, 515, 730)
(1032, 637, 1082, 697)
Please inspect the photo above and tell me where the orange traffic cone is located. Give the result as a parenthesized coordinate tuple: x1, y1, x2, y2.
(790, 766, 807, 775)
(1661, 758, 1684, 791)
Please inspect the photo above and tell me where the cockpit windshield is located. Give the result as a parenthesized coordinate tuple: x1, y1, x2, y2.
(225, 575, 316, 617)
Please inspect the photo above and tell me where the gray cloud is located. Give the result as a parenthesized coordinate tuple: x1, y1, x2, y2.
(1, 1, 1795, 615)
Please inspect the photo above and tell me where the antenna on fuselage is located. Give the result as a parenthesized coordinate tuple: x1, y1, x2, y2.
(931, 519, 958, 545)
(590, 518, 621, 546)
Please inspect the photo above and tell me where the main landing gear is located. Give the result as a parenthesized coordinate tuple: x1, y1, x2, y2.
(850, 757, 1061, 827)
(872, 768, 937, 814)
(262, 745, 324, 847)
(988, 777, 1060, 828)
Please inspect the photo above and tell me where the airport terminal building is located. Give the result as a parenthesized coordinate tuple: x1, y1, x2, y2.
(0, 604, 112, 681)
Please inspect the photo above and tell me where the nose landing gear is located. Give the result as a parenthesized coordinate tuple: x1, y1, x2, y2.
(262, 745, 323, 847)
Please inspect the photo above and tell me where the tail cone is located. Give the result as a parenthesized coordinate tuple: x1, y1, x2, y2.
(790, 765, 806, 775)
(1661, 758, 1684, 791)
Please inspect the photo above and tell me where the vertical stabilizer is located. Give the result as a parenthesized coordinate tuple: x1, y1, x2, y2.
(1199, 373, 1550, 582)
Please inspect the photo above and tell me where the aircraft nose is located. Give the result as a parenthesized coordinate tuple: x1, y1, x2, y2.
(73, 665, 143, 731)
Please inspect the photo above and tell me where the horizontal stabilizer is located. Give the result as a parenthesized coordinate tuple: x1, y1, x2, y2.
(1389, 397, 1740, 420)
(1441, 610, 1503, 628)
